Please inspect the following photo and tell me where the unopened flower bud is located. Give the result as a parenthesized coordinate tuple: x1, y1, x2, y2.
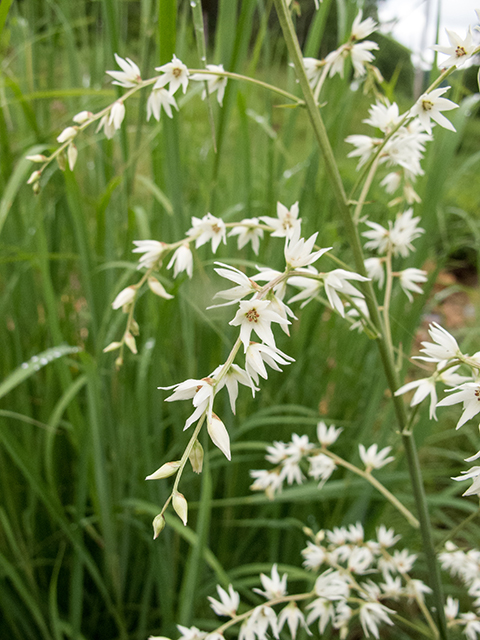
(112, 286, 136, 310)
(148, 276, 174, 299)
(27, 170, 41, 184)
(57, 126, 78, 143)
(32, 181, 41, 195)
(57, 152, 67, 171)
(172, 491, 188, 526)
(67, 143, 78, 171)
(115, 355, 123, 369)
(26, 154, 48, 163)
(124, 331, 137, 354)
(130, 318, 140, 335)
(103, 341, 122, 353)
(109, 101, 126, 129)
(73, 110, 93, 124)
(207, 413, 231, 461)
(189, 440, 204, 474)
(145, 460, 181, 480)
(152, 513, 166, 539)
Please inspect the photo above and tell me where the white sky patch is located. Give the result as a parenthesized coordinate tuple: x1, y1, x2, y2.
(378, 0, 480, 68)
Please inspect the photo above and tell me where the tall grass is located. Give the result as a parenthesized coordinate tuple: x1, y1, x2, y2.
(1, 1, 479, 639)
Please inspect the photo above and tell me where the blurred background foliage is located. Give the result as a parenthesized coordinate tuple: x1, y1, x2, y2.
(1, 0, 480, 639)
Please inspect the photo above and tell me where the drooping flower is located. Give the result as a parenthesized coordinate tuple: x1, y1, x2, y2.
(245, 342, 294, 385)
(209, 262, 258, 308)
(308, 453, 336, 487)
(410, 87, 458, 135)
(106, 53, 142, 87)
(277, 603, 311, 639)
(437, 382, 480, 429)
(159, 378, 215, 430)
(211, 363, 255, 413)
(359, 444, 394, 471)
(132, 239, 166, 269)
(112, 286, 136, 310)
(415, 322, 462, 363)
(359, 601, 395, 639)
(260, 201, 302, 238)
(397, 268, 428, 302)
(323, 269, 369, 317)
(147, 87, 178, 121)
(253, 564, 288, 600)
(167, 244, 194, 279)
(350, 41, 379, 77)
(190, 64, 228, 105)
(453, 466, 480, 497)
(187, 213, 226, 253)
(208, 584, 240, 618)
(228, 218, 264, 255)
(154, 54, 189, 94)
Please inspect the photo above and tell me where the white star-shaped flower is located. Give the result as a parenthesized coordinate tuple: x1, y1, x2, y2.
(284, 226, 331, 269)
(359, 444, 394, 471)
(437, 382, 480, 429)
(147, 87, 178, 121)
(208, 584, 240, 618)
(253, 564, 288, 600)
(410, 87, 458, 135)
(230, 299, 290, 351)
(260, 201, 302, 238)
(154, 54, 189, 94)
(167, 244, 194, 279)
(228, 218, 264, 255)
(187, 213, 226, 254)
(432, 28, 475, 68)
(190, 64, 228, 105)
(132, 240, 166, 269)
(106, 53, 142, 87)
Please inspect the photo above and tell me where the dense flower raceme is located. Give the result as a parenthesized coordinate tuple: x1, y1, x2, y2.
(150, 524, 480, 640)
(250, 421, 395, 499)
(395, 322, 480, 497)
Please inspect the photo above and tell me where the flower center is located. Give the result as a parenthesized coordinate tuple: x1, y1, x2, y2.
(172, 67, 182, 78)
(245, 308, 260, 323)
(455, 46, 467, 58)
(475, 388, 480, 400)
(422, 99, 434, 112)
(211, 223, 221, 233)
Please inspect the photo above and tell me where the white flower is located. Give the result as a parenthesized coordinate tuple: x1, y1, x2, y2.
(432, 28, 475, 68)
(359, 601, 394, 639)
(461, 612, 480, 640)
(187, 213, 226, 253)
(278, 603, 311, 639)
(67, 144, 78, 171)
(211, 363, 255, 413)
(363, 100, 401, 133)
(244, 606, 279, 640)
(260, 201, 302, 238)
(363, 209, 424, 258)
(379, 574, 404, 599)
(167, 243, 194, 279)
(453, 466, 480, 497)
(351, 10, 377, 40)
(229, 300, 290, 351)
(109, 101, 126, 129)
(208, 584, 239, 617)
(325, 46, 350, 78)
(306, 598, 335, 634)
(302, 541, 328, 571)
(351, 41, 379, 77)
(316, 421, 342, 447)
(397, 268, 427, 302)
(416, 322, 461, 363)
(405, 579, 432, 602)
(72, 110, 92, 124)
(308, 453, 336, 487)
(410, 87, 457, 135)
(159, 378, 214, 430)
(112, 286, 136, 310)
(147, 87, 178, 121)
(364, 257, 385, 288)
(249, 469, 283, 499)
(253, 564, 288, 600)
(438, 382, 480, 429)
(359, 444, 394, 471)
(132, 239, 166, 269)
(177, 625, 206, 640)
(106, 53, 141, 87)
(383, 549, 417, 575)
(265, 441, 288, 464)
(209, 262, 258, 308)
(445, 596, 459, 620)
(96, 114, 116, 139)
(348, 547, 374, 574)
(345, 134, 380, 168)
(303, 57, 324, 90)
(323, 269, 369, 317)
(314, 568, 350, 599)
(228, 218, 264, 255)
(245, 342, 294, 385)
(190, 64, 228, 106)
(284, 226, 331, 269)
(154, 54, 189, 94)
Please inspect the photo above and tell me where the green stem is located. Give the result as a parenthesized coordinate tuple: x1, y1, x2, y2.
(272, 1, 448, 637)
(321, 448, 419, 528)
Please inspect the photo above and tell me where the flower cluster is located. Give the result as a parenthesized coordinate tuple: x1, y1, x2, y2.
(396, 323, 480, 496)
(250, 421, 395, 499)
(149, 524, 440, 640)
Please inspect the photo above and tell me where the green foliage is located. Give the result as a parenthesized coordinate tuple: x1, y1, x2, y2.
(1, 1, 480, 639)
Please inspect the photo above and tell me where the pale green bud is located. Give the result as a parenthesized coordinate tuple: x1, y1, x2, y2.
(124, 331, 137, 354)
(172, 491, 188, 526)
(148, 276, 174, 300)
(152, 513, 166, 539)
(145, 460, 181, 480)
(189, 440, 204, 474)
